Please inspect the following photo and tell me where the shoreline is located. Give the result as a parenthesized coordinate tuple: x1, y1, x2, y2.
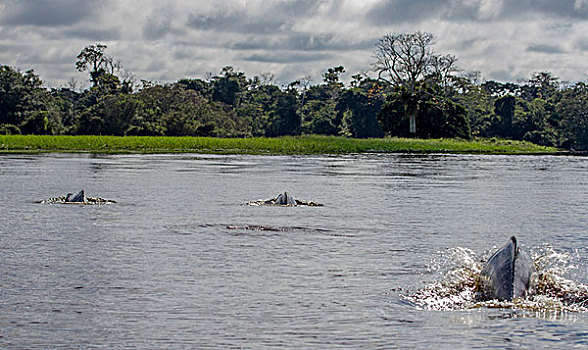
(0, 135, 565, 155)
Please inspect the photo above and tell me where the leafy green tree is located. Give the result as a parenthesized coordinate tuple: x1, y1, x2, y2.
(211, 66, 247, 107)
(301, 100, 338, 135)
(235, 85, 272, 136)
(237, 83, 300, 137)
(451, 74, 494, 137)
(491, 95, 517, 138)
(265, 89, 300, 137)
(0, 66, 43, 125)
(76, 44, 122, 88)
(20, 110, 55, 135)
(556, 82, 588, 150)
(378, 85, 470, 138)
(77, 94, 140, 135)
(0, 65, 60, 134)
(336, 90, 384, 138)
(136, 83, 248, 137)
(51, 88, 83, 134)
(489, 95, 557, 146)
(176, 78, 210, 97)
(323, 66, 345, 88)
(524, 72, 560, 100)
(481, 80, 521, 97)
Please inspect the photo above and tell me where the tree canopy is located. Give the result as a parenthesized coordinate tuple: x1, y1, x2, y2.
(1, 38, 587, 151)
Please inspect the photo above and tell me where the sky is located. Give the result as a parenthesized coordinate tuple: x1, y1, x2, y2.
(0, 0, 586, 89)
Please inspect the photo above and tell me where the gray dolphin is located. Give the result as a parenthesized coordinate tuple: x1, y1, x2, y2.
(477, 236, 537, 301)
(246, 191, 322, 206)
(275, 191, 297, 205)
(39, 189, 116, 204)
(65, 189, 86, 203)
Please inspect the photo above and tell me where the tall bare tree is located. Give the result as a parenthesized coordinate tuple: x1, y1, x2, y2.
(429, 53, 459, 96)
(374, 31, 435, 93)
(374, 31, 459, 134)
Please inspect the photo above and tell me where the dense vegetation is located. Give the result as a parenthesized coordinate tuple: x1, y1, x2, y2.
(1, 33, 586, 150)
(0, 135, 557, 155)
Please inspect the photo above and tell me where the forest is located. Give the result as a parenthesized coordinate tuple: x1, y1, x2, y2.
(1, 32, 587, 150)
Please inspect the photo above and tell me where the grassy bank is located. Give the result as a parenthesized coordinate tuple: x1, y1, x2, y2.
(0, 135, 560, 155)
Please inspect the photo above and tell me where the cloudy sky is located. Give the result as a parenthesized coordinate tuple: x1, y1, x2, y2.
(0, 0, 586, 88)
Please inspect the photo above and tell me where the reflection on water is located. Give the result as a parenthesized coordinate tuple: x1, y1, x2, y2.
(0, 153, 587, 348)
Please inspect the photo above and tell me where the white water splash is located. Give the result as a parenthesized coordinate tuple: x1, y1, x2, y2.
(404, 245, 588, 314)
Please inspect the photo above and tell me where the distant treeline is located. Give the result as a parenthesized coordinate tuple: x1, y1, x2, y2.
(1, 34, 587, 150)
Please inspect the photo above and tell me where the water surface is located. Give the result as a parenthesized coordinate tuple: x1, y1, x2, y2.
(1, 153, 586, 348)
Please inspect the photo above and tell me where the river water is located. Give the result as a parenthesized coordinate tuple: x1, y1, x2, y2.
(1, 153, 586, 348)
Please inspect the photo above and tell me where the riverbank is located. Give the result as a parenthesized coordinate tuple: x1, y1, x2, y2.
(0, 135, 561, 155)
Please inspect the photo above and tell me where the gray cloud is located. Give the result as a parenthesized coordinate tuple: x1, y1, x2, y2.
(233, 34, 376, 52)
(577, 37, 588, 51)
(241, 52, 330, 64)
(187, 13, 287, 34)
(501, 0, 588, 19)
(0, 0, 585, 87)
(527, 43, 565, 54)
(368, 0, 451, 24)
(60, 26, 121, 41)
(143, 14, 172, 40)
(0, 0, 105, 26)
(186, 1, 322, 34)
(368, 0, 588, 23)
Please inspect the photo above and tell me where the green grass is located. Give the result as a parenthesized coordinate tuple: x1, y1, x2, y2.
(0, 135, 560, 155)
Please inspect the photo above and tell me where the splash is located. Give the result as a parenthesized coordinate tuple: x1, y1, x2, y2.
(403, 244, 588, 313)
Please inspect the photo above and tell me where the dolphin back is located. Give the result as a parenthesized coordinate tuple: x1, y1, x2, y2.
(275, 192, 297, 205)
(478, 236, 536, 301)
(479, 236, 516, 300)
(512, 246, 536, 299)
(66, 189, 86, 203)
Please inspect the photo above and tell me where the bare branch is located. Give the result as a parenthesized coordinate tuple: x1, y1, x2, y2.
(373, 31, 435, 92)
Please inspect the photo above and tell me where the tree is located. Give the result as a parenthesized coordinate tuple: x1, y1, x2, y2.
(20, 111, 54, 135)
(557, 82, 588, 150)
(323, 66, 345, 88)
(76, 44, 126, 92)
(77, 44, 111, 85)
(428, 53, 459, 96)
(265, 89, 301, 137)
(336, 90, 384, 138)
(451, 74, 495, 137)
(77, 94, 140, 135)
(489, 95, 557, 146)
(377, 84, 470, 139)
(374, 31, 435, 91)
(526, 72, 559, 99)
(0, 66, 59, 133)
(373, 32, 458, 135)
(301, 100, 339, 135)
(211, 66, 247, 106)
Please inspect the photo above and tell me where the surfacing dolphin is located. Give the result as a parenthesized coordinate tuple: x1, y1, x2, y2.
(38, 189, 116, 204)
(66, 189, 86, 203)
(247, 191, 322, 207)
(477, 236, 537, 301)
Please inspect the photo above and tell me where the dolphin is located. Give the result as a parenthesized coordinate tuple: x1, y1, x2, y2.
(246, 191, 322, 206)
(65, 189, 86, 203)
(477, 236, 537, 301)
(38, 189, 115, 204)
(275, 191, 297, 205)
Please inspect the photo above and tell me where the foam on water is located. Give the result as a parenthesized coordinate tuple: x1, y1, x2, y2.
(404, 244, 588, 314)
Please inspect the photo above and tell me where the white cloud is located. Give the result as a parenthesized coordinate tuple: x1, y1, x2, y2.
(0, 0, 585, 87)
